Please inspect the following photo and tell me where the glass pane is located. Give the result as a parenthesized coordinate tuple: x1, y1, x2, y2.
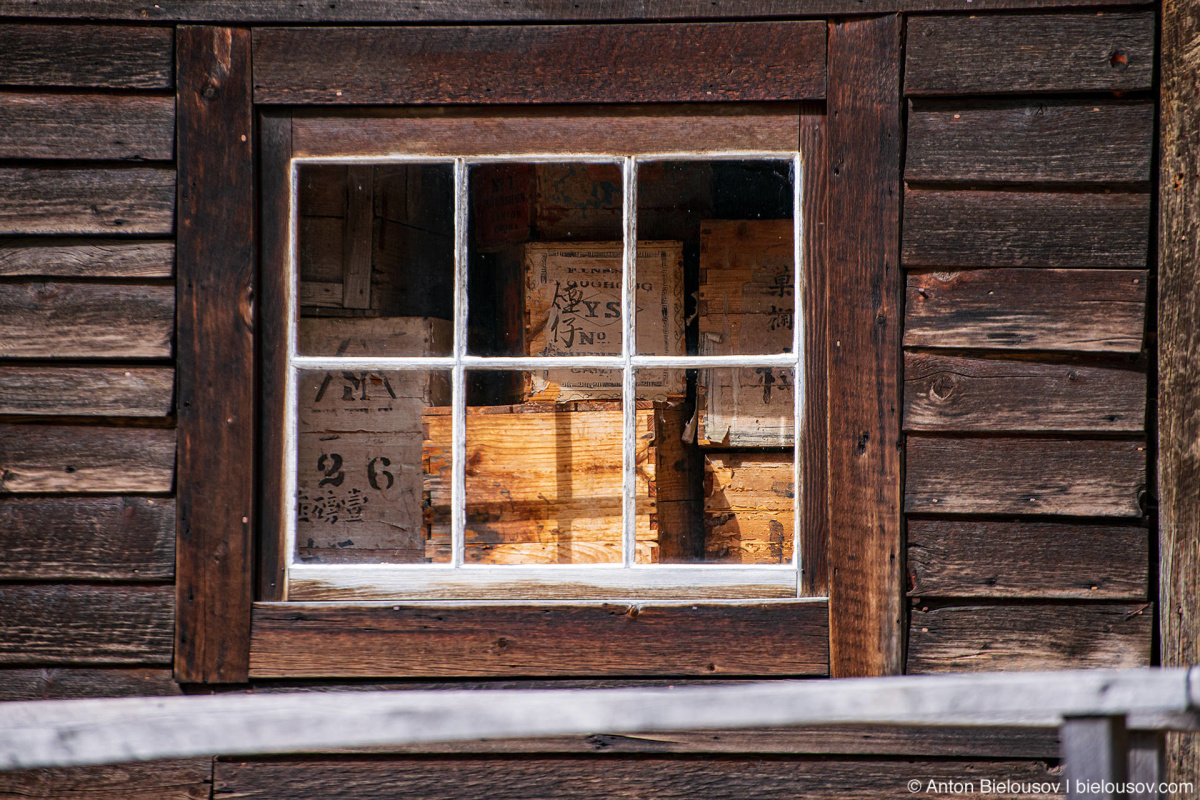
(295, 162, 454, 357)
(294, 367, 451, 564)
(637, 159, 795, 357)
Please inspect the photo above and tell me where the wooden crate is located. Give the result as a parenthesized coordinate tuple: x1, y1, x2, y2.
(697, 219, 796, 447)
(704, 452, 795, 564)
(295, 318, 451, 564)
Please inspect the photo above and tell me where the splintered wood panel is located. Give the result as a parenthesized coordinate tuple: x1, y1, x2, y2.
(292, 105, 803, 158)
(0, 497, 174, 581)
(0, 282, 173, 359)
(0, 93, 175, 161)
(0, 760, 211, 800)
(904, 269, 1146, 353)
(0, 167, 175, 235)
(0, 584, 174, 664)
(905, 437, 1146, 517)
(0, 366, 174, 417)
(0, 239, 174, 278)
(907, 604, 1152, 673)
(826, 15, 904, 678)
(0, 425, 175, 494)
(214, 757, 1063, 800)
(0, 24, 173, 88)
(907, 520, 1149, 599)
(905, 11, 1155, 96)
(0, 668, 183, 701)
(904, 354, 1146, 433)
(704, 453, 794, 564)
(906, 101, 1154, 184)
(250, 601, 829, 677)
(253, 23, 826, 105)
(902, 190, 1150, 268)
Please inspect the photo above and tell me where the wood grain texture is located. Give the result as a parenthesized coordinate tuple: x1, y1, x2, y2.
(0, 497, 174, 580)
(0, 167, 174, 235)
(907, 519, 1149, 599)
(0, 366, 173, 417)
(0, 24, 173, 88)
(905, 437, 1146, 517)
(249, 602, 829, 678)
(0, 760, 209, 800)
(175, 26, 254, 684)
(0, 239, 174, 278)
(825, 15, 904, 678)
(0, 668, 182, 701)
(214, 757, 1064, 800)
(905, 11, 1155, 96)
(907, 603, 1152, 673)
(0, 424, 175, 494)
(904, 354, 1145, 433)
(0, 584, 174, 664)
(0, 92, 174, 161)
(252, 22, 827, 105)
(904, 269, 1146, 353)
(906, 100, 1154, 184)
(0, 282, 173, 359)
(902, 190, 1150, 268)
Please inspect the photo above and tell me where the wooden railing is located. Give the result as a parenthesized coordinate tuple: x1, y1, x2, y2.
(1, 668, 1196, 799)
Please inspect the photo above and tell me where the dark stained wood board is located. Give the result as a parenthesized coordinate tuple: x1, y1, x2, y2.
(0, 24, 173, 88)
(0, 497, 174, 581)
(249, 602, 829, 678)
(174, 26, 255, 684)
(252, 22, 827, 105)
(905, 11, 1155, 96)
(0, 167, 175, 235)
(0, 366, 174, 417)
(904, 269, 1146, 353)
(0, 239, 174, 278)
(0, 667, 183, 701)
(0, 424, 175, 494)
(0, 282, 173, 359)
(907, 603, 1152, 673)
(825, 15, 904, 679)
(907, 519, 1148, 600)
(906, 100, 1154, 184)
(0, 584, 174, 664)
(902, 190, 1150, 268)
(0, 93, 174, 161)
(904, 353, 1145, 433)
(905, 436, 1146, 517)
(0, 760, 210, 800)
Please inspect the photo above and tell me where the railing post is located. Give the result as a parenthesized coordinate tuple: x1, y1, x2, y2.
(1127, 731, 1166, 800)
(1062, 715, 1130, 800)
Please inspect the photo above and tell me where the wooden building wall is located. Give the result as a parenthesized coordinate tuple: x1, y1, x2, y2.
(0, 6, 1165, 799)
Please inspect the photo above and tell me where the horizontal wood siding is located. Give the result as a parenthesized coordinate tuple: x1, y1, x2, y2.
(0, 667, 183, 701)
(0, 760, 211, 800)
(0, 24, 173, 89)
(0, 425, 175, 494)
(0, 239, 174, 278)
(0, 367, 174, 416)
(0, 93, 175, 161)
(0, 167, 175, 235)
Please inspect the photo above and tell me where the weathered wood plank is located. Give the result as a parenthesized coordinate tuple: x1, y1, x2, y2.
(0, 760, 210, 800)
(175, 26, 255, 684)
(0, 366, 173, 417)
(214, 757, 1064, 800)
(904, 270, 1146, 353)
(902, 190, 1150, 268)
(0, 584, 174, 664)
(906, 437, 1146, 517)
(826, 15, 904, 678)
(906, 100, 1153, 184)
(905, 11, 1155, 96)
(0, 24, 173, 89)
(252, 22, 827, 104)
(0, 239, 174, 278)
(0, 93, 174, 161)
(0, 167, 175, 235)
(0, 668, 181, 701)
(907, 520, 1149, 600)
(249, 601, 829, 677)
(903, 354, 1146, 433)
(0, 425, 175, 494)
(0, 282, 173, 359)
(0, 497, 174, 580)
(907, 604, 1152, 673)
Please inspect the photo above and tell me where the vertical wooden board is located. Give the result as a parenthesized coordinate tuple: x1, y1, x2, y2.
(0, 366, 174, 417)
(0, 239, 174, 278)
(825, 15, 904, 678)
(0, 167, 175, 235)
(340, 164, 373, 309)
(0, 93, 175, 161)
(653, 402, 704, 563)
(0, 425, 175, 494)
(905, 12, 1155, 96)
(175, 26, 254, 684)
(0, 24, 174, 89)
(0, 760, 211, 800)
